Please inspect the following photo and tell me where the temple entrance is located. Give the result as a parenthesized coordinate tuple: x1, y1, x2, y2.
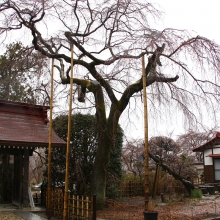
(0, 100, 66, 207)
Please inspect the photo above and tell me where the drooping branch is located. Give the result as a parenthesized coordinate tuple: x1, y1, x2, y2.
(119, 45, 179, 112)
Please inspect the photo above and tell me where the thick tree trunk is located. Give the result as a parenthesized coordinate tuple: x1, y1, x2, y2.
(89, 80, 121, 209)
(92, 130, 112, 209)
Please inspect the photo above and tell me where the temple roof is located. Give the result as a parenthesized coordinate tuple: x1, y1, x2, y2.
(192, 132, 220, 152)
(0, 99, 66, 149)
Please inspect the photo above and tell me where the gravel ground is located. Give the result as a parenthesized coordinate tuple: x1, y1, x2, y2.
(97, 195, 220, 220)
(0, 212, 24, 220)
(1, 195, 220, 220)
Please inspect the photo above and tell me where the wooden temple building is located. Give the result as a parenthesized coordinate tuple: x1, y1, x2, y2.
(193, 132, 220, 183)
(0, 99, 66, 207)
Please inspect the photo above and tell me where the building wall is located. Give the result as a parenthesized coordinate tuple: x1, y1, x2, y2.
(204, 149, 213, 165)
(213, 145, 220, 153)
(204, 165, 214, 183)
(203, 145, 220, 182)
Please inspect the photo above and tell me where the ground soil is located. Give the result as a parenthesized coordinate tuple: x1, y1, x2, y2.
(96, 195, 220, 220)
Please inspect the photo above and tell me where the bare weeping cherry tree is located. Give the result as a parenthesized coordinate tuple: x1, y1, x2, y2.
(148, 136, 197, 193)
(1, 0, 220, 208)
(176, 129, 217, 162)
(122, 139, 144, 180)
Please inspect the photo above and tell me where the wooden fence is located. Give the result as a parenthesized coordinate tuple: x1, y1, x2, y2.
(119, 179, 189, 198)
(41, 186, 96, 220)
(120, 180, 144, 197)
(68, 195, 96, 220)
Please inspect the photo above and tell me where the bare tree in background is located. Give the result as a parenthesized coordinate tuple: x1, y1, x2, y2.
(149, 136, 197, 193)
(149, 136, 180, 159)
(122, 136, 197, 193)
(1, 0, 220, 207)
(122, 139, 144, 180)
(29, 148, 46, 185)
(149, 136, 197, 177)
(176, 129, 217, 162)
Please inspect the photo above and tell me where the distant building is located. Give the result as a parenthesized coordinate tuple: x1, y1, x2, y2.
(193, 132, 220, 183)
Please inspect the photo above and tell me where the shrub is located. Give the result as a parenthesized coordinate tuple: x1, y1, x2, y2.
(191, 188, 202, 198)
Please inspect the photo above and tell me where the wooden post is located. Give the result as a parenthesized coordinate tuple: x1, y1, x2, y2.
(63, 44, 74, 220)
(47, 58, 54, 220)
(142, 55, 149, 211)
(152, 161, 161, 199)
(23, 149, 29, 207)
(92, 195, 96, 220)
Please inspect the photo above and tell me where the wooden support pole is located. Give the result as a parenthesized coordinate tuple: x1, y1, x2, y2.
(47, 58, 54, 220)
(152, 162, 161, 199)
(142, 56, 149, 211)
(63, 44, 74, 220)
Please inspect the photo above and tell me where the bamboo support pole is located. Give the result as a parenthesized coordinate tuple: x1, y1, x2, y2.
(82, 195, 84, 216)
(86, 196, 89, 218)
(142, 56, 149, 211)
(77, 195, 79, 216)
(47, 58, 54, 220)
(63, 44, 74, 220)
(72, 195, 75, 216)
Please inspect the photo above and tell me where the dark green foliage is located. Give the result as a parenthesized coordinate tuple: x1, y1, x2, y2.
(47, 113, 123, 198)
(0, 42, 47, 103)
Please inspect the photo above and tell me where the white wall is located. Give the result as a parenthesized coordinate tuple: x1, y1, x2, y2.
(204, 147, 220, 165)
(204, 149, 213, 165)
(213, 148, 220, 154)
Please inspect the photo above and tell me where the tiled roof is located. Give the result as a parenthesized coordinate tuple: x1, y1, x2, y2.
(0, 100, 66, 148)
(192, 132, 220, 152)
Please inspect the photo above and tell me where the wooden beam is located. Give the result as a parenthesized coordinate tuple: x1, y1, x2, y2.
(0, 148, 34, 155)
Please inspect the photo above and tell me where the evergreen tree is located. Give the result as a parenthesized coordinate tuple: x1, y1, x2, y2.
(48, 113, 123, 198)
(0, 42, 48, 103)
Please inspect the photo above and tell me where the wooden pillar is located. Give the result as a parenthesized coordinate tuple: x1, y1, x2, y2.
(2, 155, 10, 202)
(13, 155, 23, 207)
(23, 149, 29, 207)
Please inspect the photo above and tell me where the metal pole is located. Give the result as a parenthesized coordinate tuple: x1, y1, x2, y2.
(47, 58, 54, 220)
(63, 44, 74, 220)
(142, 56, 149, 212)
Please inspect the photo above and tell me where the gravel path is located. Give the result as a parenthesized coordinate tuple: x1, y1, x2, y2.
(0, 212, 24, 220)
(97, 195, 220, 220)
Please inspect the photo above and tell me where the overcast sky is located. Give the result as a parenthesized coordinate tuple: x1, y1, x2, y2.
(152, 0, 220, 43)
(2, 1, 219, 140)
(126, 0, 220, 140)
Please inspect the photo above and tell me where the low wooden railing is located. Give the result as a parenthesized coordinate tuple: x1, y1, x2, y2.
(41, 186, 96, 220)
(120, 180, 144, 197)
(68, 195, 96, 220)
